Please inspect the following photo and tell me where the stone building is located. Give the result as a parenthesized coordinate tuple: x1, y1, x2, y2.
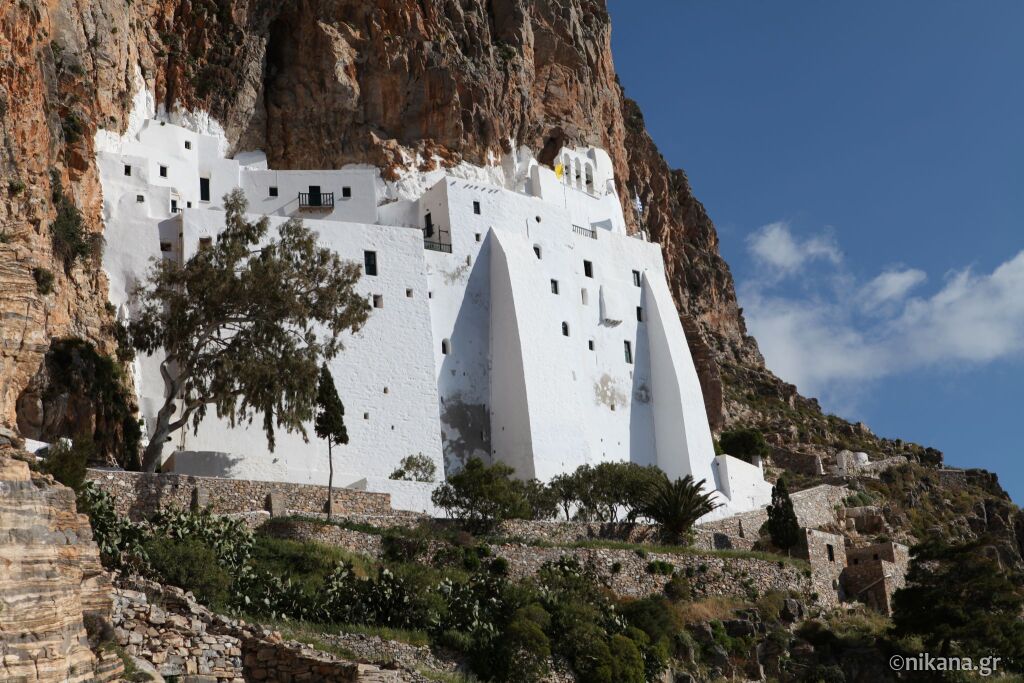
(94, 107, 773, 517)
(842, 541, 910, 615)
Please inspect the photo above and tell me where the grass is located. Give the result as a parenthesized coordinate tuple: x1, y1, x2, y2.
(674, 596, 746, 625)
(251, 533, 377, 581)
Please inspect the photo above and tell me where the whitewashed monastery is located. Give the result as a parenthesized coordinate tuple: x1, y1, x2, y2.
(95, 115, 772, 518)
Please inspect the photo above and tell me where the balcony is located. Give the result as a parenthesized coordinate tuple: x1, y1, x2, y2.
(572, 224, 597, 239)
(424, 240, 452, 253)
(298, 192, 334, 210)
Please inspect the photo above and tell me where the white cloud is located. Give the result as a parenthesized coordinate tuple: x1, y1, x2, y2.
(858, 267, 927, 310)
(740, 229, 1024, 404)
(746, 221, 842, 275)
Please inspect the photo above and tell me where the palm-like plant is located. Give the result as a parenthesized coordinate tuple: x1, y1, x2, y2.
(638, 474, 720, 544)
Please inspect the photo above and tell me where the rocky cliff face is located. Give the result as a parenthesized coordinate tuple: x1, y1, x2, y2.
(0, 451, 117, 682)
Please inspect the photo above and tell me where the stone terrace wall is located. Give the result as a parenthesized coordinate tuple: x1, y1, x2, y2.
(698, 484, 848, 538)
(113, 576, 412, 682)
(85, 469, 393, 521)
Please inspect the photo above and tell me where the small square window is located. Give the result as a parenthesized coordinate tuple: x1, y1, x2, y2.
(159, 165, 168, 178)
(184, 140, 192, 150)
(473, 200, 481, 215)
(342, 186, 352, 198)
(632, 270, 641, 287)
(159, 241, 172, 252)
(583, 260, 593, 278)
(136, 194, 145, 203)
(364, 250, 378, 276)
(269, 186, 278, 197)
(827, 544, 836, 562)
(588, 340, 595, 351)
(198, 237, 213, 251)
(363, 412, 370, 420)
(124, 164, 132, 176)
(372, 294, 384, 309)
(550, 279, 559, 295)
(475, 233, 481, 242)
(636, 306, 643, 322)
(406, 288, 414, 298)
(186, 201, 192, 208)
(624, 340, 633, 364)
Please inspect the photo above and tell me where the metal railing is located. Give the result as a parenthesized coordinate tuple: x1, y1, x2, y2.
(424, 240, 452, 253)
(298, 192, 334, 209)
(572, 224, 597, 239)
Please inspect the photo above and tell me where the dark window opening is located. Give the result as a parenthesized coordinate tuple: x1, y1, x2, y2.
(159, 241, 172, 252)
(198, 237, 213, 251)
(827, 545, 836, 562)
(441, 339, 450, 355)
(562, 322, 570, 337)
(136, 194, 145, 203)
(372, 294, 384, 309)
(636, 306, 644, 322)
(632, 270, 641, 287)
(123, 164, 131, 176)
(186, 201, 192, 208)
(473, 200, 481, 215)
(533, 245, 542, 259)
(184, 140, 192, 150)
(364, 250, 378, 276)
(424, 212, 434, 238)
(588, 340, 595, 351)
(269, 186, 278, 197)
(406, 288, 414, 298)
(550, 279, 559, 295)
(584, 260, 593, 278)
(199, 177, 210, 202)
(170, 199, 178, 213)
(159, 165, 168, 178)
(342, 186, 352, 198)
(475, 233, 481, 242)
(624, 340, 633, 364)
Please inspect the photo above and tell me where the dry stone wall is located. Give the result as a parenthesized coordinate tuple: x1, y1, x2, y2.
(698, 484, 848, 539)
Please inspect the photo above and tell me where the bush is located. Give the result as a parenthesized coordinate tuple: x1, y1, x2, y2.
(389, 453, 437, 482)
(719, 428, 770, 463)
(41, 436, 93, 491)
(664, 573, 692, 601)
(431, 457, 530, 532)
(381, 527, 430, 563)
(144, 536, 231, 607)
(49, 170, 102, 266)
(77, 483, 149, 569)
(8, 178, 25, 194)
(646, 560, 674, 576)
(32, 267, 54, 294)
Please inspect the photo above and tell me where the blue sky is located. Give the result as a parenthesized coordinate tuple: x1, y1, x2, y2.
(607, 1, 1024, 501)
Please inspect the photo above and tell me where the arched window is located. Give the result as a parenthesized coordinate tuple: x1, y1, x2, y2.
(561, 322, 570, 337)
(573, 159, 583, 189)
(441, 338, 451, 355)
(584, 163, 595, 193)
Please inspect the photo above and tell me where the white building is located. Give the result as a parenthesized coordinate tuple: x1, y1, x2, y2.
(95, 118, 772, 518)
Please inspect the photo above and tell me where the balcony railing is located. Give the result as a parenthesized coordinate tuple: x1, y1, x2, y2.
(424, 240, 452, 253)
(298, 192, 334, 209)
(572, 224, 597, 239)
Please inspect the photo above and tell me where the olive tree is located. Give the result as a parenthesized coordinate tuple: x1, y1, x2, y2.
(129, 190, 370, 471)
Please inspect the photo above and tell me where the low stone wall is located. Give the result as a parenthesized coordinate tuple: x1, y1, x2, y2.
(112, 576, 414, 682)
(85, 469, 393, 521)
(698, 484, 848, 539)
(262, 518, 385, 556)
(494, 519, 660, 544)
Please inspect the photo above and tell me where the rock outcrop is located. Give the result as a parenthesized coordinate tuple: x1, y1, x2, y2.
(0, 452, 116, 682)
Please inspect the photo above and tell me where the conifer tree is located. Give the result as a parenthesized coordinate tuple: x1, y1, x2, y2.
(315, 364, 348, 519)
(765, 478, 801, 551)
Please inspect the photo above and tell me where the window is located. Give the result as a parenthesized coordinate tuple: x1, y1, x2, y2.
(159, 165, 168, 178)
(827, 544, 835, 562)
(159, 241, 172, 252)
(123, 164, 131, 176)
(533, 245, 542, 259)
(588, 339, 595, 351)
(636, 306, 643, 322)
(184, 140, 192, 150)
(363, 412, 369, 420)
(623, 340, 633, 364)
(581, 288, 589, 305)
(186, 201, 192, 208)
(632, 270, 641, 287)
(583, 260, 593, 278)
(475, 233, 481, 242)
(550, 279, 559, 295)
(473, 200, 481, 215)
(342, 186, 352, 198)
(561, 322, 570, 337)
(406, 288, 414, 298)
(372, 294, 384, 309)
(364, 250, 377, 276)
(424, 212, 434, 237)
(170, 199, 178, 213)
(269, 186, 278, 197)
(199, 177, 210, 202)
(136, 194, 145, 203)
(198, 237, 213, 251)
(441, 339, 450, 355)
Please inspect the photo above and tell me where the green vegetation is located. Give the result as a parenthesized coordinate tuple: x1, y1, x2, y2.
(431, 458, 533, 532)
(32, 266, 54, 294)
(315, 364, 348, 519)
(764, 478, 800, 551)
(126, 190, 371, 471)
(718, 428, 770, 463)
(50, 170, 102, 267)
(390, 453, 438, 483)
(636, 474, 719, 544)
(41, 435, 93, 491)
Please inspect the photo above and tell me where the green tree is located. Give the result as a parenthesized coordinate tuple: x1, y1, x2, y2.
(315, 364, 348, 520)
(547, 472, 580, 520)
(892, 537, 1024, 667)
(719, 427, 770, 463)
(431, 457, 530, 532)
(128, 190, 370, 471)
(637, 474, 720, 543)
(389, 453, 437, 482)
(765, 479, 801, 551)
(42, 435, 95, 491)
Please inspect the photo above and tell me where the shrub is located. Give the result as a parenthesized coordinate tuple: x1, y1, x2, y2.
(32, 267, 55, 294)
(431, 457, 530, 532)
(389, 453, 437, 482)
(49, 171, 101, 266)
(719, 428, 770, 463)
(77, 483, 149, 569)
(636, 474, 720, 543)
(41, 436, 93, 491)
(489, 557, 509, 576)
(381, 527, 430, 563)
(664, 573, 692, 601)
(8, 178, 25, 194)
(610, 561, 623, 574)
(144, 536, 231, 607)
(645, 560, 674, 576)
